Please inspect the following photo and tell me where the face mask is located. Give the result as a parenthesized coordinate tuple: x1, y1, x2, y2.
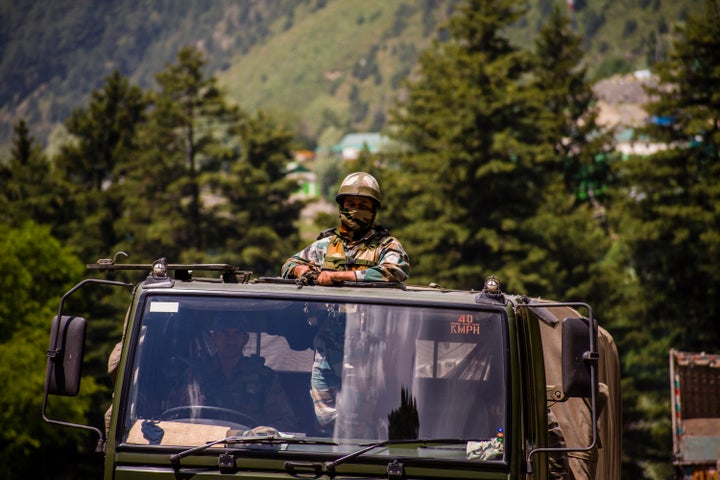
(339, 207, 375, 233)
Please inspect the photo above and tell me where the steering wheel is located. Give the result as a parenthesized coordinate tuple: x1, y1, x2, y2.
(160, 406, 260, 428)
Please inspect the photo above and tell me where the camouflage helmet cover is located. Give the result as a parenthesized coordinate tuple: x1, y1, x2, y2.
(335, 172, 381, 207)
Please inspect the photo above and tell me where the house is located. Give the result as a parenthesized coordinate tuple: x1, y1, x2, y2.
(332, 132, 390, 160)
(286, 160, 318, 198)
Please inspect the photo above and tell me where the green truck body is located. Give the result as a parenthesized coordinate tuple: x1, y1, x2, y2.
(43, 259, 621, 479)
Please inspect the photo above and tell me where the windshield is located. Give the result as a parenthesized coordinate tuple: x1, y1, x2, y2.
(120, 294, 508, 462)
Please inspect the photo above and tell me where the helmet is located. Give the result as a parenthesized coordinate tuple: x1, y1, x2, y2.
(335, 172, 381, 207)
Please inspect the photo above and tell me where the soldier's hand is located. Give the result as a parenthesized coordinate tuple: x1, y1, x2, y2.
(317, 271, 356, 285)
(316, 271, 335, 285)
(294, 265, 312, 278)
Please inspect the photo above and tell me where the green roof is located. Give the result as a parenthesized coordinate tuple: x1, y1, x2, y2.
(332, 132, 388, 153)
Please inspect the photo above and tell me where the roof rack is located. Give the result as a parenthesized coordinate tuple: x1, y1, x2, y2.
(87, 254, 252, 283)
(253, 276, 406, 289)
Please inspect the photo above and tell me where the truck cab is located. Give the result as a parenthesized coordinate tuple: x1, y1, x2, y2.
(43, 258, 620, 479)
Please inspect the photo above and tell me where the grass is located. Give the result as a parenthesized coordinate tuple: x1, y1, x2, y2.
(217, 1, 442, 141)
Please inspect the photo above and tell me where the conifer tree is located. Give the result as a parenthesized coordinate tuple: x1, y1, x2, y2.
(0, 120, 63, 229)
(512, 5, 618, 298)
(118, 46, 236, 261)
(118, 46, 301, 271)
(385, 0, 550, 290)
(621, 0, 720, 353)
(53, 71, 148, 257)
(204, 110, 304, 275)
(530, 4, 612, 202)
(610, 0, 720, 475)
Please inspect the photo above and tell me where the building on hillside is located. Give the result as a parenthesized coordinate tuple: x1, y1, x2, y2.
(332, 132, 391, 160)
(592, 70, 681, 159)
(614, 127, 670, 159)
(287, 155, 318, 199)
(593, 70, 654, 129)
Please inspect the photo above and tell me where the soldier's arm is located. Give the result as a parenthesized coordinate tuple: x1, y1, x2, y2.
(281, 240, 327, 278)
(356, 237, 410, 283)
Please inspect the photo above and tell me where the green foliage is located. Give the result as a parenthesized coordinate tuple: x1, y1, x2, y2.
(101, 47, 302, 269)
(0, 222, 84, 341)
(58, 71, 148, 191)
(0, 223, 102, 478)
(210, 0, 454, 141)
(1, 0, 706, 156)
(623, 19, 639, 38)
(0, 48, 305, 475)
(607, 0, 720, 475)
(530, 4, 613, 199)
(53, 71, 149, 258)
(0, 1, 718, 478)
(512, 184, 611, 298)
(121, 46, 233, 257)
(0, 120, 65, 231)
(203, 109, 304, 275)
(387, 0, 600, 291)
(0, 0, 299, 151)
(629, 0, 720, 349)
(594, 56, 634, 79)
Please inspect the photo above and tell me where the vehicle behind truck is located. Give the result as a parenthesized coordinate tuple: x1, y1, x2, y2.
(43, 257, 621, 479)
(670, 349, 720, 479)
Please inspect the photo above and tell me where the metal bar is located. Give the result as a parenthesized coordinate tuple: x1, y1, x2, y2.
(521, 302, 599, 473)
(42, 278, 132, 452)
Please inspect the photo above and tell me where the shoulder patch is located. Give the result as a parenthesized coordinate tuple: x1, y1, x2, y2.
(317, 228, 337, 240)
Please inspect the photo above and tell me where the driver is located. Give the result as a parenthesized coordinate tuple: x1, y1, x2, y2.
(172, 316, 297, 434)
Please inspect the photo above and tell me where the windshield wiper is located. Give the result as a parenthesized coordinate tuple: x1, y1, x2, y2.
(169, 434, 338, 468)
(285, 438, 471, 479)
(326, 438, 469, 471)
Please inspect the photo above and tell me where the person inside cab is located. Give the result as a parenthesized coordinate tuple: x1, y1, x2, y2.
(168, 315, 297, 435)
(281, 171, 410, 285)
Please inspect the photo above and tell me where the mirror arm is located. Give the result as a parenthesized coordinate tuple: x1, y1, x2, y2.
(42, 278, 132, 453)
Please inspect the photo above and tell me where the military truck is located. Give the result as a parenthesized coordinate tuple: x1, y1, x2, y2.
(670, 349, 720, 479)
(43, 257, 621, 479)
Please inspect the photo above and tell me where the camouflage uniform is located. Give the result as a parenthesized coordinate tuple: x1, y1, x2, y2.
(282, 171, 410, 429)
(306, 307, 345, 427)
(281, 225, 410, 283)
(282, 226, 409, 427)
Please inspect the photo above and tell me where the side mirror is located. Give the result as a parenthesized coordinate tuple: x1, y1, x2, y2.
(561, 316, 597, 398)
(46, 315, 87, 396)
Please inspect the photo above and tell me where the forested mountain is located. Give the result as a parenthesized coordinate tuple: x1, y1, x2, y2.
(0, 0, 703, 155)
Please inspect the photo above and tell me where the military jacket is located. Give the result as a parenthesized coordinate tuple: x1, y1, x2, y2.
(281, 225, 410, 283)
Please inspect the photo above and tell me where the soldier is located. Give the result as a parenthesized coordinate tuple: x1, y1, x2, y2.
(281, 171, 410, 285)
(282, 172, 410, 429)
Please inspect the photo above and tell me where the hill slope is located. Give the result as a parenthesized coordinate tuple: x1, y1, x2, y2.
(0, 0, 704, 155)
(217, 1, 449, 144)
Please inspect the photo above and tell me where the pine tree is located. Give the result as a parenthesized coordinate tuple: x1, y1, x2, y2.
(386, 0, 557, 290)
(0, 120, 62, 228)
(610, 0, 720, 476)
(117, 46, 301, 271)
(117, 46, 236, 261)
(510, 5, 618, 298)
(530, 5, 613, 203)
(204, 110, 304, 275)
(622, 0, 720, 352)
(53, 71, 148, 257)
